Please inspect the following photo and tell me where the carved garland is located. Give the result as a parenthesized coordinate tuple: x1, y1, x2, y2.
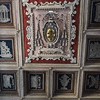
(22, 0, 79, 63)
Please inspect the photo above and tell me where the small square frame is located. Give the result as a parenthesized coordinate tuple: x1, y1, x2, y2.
(0, 70, 17, 95)
(0, 36, 16, 62)
(24, 71, 46, 95)
(83, 71, 100, 96)
(88, 0, 100, 28)
(86, 36, 100, 63)
(53, 71, 75, 95)
(0, 0, 13, 27)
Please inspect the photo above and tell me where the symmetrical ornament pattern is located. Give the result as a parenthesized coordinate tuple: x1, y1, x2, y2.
(0, 4, 10, 23)
(58, 74, 71, 90)
(87, 39, 100, 59)
(54, 72, 74, 94)
(84, 72, 100, 92)
(22, 0, 79, 63)
(0, 1, 12, 25)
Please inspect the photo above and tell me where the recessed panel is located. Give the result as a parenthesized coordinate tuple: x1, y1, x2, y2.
(86, 36, 100, 63)
(24, 71, 47, 96)
(0, 0, 13, 27)
(0, 37, 15, 62)
(88, 0, 100, 28)
(53, 71, 77, 96)
(0, 70, 17, 95)
(83, 71, 100, 96)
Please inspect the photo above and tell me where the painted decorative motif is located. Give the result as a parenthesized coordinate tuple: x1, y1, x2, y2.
(0, 0, 12, 26)
(2, 74, 15, 90)
(88, 0, 100, 28)
(22, 0, 80, 63)
(84, 72, 100, 91)
(0, 72, 16, 91)
(0, 38, 15, 61)
(54, 72, 74, 93)
(87, 38, 100, 60)
(58, 74, 71, 90)
(24, 71, 46, 95)
(30, 73, 44, 90)
(0, 41, 12, 58)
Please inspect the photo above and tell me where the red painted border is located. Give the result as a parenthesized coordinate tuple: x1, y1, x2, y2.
(22, 0, 80, 64)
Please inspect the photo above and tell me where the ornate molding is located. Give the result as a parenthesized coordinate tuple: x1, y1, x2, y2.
(22, 0, 79, 63)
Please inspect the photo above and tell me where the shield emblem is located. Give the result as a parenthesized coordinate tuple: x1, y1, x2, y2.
(43, 20, 58, 43)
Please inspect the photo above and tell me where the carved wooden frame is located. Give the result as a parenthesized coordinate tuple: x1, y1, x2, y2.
(83, 71, 100, 96)
(0, 70, 17, 95)
(24, 71, 47, 95)
(86, 36, 100, 63)
(88, 0, 100, 28)
(22, 0, 79, 64)
(53, 71, 76, 95)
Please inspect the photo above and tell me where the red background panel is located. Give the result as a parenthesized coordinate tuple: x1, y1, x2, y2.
(22, 0, 80, 64)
